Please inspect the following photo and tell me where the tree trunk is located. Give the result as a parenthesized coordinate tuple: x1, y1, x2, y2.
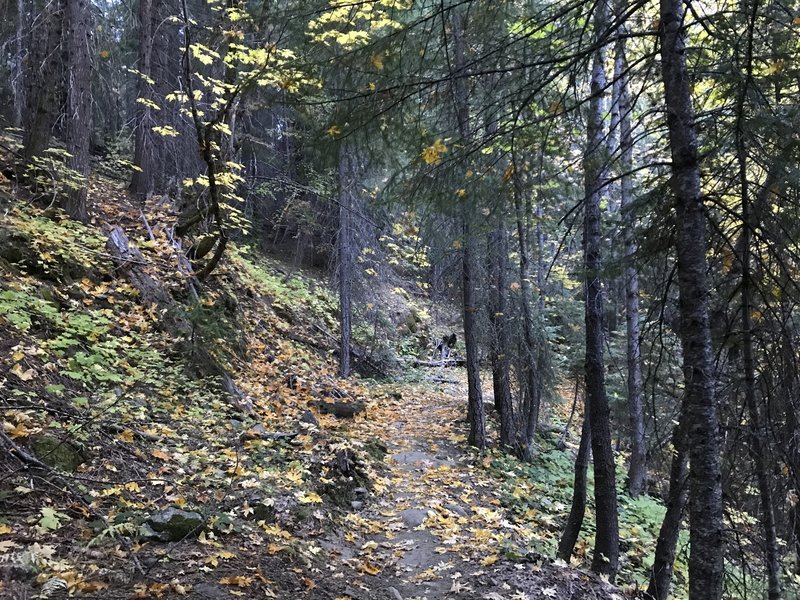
(513, 169, 541, 461)
(450, 9, 485, 449)
(337, 140, 355, 379)
(558, 402, 591, 561)
(612, 0, 646, 498)
(489, 226, 515, 449)
(583, 0, 619, 580)
(660, 0, 724, 595)
(12, 0, 26, 128)
(131, 0, 155, 196)
(64, 0, 92, 222)
(22, 0, 64, 164)
(734, 5, 781, 592)
(646, 412, 690, 600)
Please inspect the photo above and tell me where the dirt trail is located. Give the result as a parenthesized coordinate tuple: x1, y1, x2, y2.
(322, 376, 621, 600)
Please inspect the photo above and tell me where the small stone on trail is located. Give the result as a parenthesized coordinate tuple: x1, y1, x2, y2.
(299, 410, 320, 427)
(388, 586, 404, 600)
(399, 508, 428, 528)
(353, 487, 368, 496)
(446, 504, 468, 517)
(350, 500, 364, 510)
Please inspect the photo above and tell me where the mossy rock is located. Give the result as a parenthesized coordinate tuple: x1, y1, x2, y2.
(30, 435, 84, 472)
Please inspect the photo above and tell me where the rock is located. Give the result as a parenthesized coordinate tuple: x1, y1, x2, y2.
(399, 508, 428, 528)
(138, 522, 161, 541)
(299, 410, 319, 427)
(30, 435, 84, 472)
(249, 501, 276, 523)
(145, 508, 204, 541)
(193, 582, 230, 599)
(388, 587, 404, 600)
(445, 504, 468, 517)
(242, 423, 267, 439)
(228, 419, 244, 429)
(350, 500, 364, 510)
(0, 550, 39, 579)
(311, 400, 365, 419)
(353, 487, 368, 497)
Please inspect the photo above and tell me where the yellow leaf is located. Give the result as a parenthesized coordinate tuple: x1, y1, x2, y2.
(421, 139, 448, 165)
(151, 449, 171, 461)
(117, 430, 135, 443)
(10, 363, 34, 381)
(371, 53, 384, 70)
(296, 491, 322, 504)
(326, 125, 341, 138)
(0, 524, 12, 534)
(99, 50, 110, 59)
(4, 421, 31, 439)
(359, 560, 382, 576)
(78, 580, 109, 592)
(481, 554, 499, 566)
(455, 188, 466, 197)
(220, 575, 253, 587)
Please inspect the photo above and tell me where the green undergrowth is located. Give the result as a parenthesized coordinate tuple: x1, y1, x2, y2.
(484, 438, 690, 597)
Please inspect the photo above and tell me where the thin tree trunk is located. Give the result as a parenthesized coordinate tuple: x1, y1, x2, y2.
(64, 0, 92, 222)
(131, 0, 155, 196)
(646, 412, 690, 600)
(22, 0, 64, 164)
(659, 0, 724, 595)
(513, 169, 540, 461)
(734, 2, 781, 592)
(450, 9, 485, 449)
(337, 140, 355, 378)
(558, 401, 591, 561)
(583, 0, 618, 579)
(489, 226, 515, 449)
(13, 0, 26, 128)
(612, 0, 646, 498)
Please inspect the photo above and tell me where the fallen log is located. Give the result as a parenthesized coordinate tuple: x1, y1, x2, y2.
(404, 357, 466, 368)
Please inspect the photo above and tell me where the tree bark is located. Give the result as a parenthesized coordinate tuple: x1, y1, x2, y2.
(659, 0, 724, 595)
(558, 402, 591, 561)
(22, 0, 64, 164)
(646, 412, 689, 600)
(513, 169, 541, 461)
(450, 9, 485, 449)
(337, 139, 355, 378)
(612, 0, 646, 498)
(734, 3, 781, 592)
(583, 0, 619, 579)
(488, 225, 515, 449)
(131, 0, 156, 196)
(64, 0, 92, 222)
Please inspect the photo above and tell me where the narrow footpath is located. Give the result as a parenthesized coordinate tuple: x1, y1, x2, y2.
(321, 375, 621, 600)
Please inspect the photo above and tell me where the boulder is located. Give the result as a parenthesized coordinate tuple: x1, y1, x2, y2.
(144, 508, 204, 541)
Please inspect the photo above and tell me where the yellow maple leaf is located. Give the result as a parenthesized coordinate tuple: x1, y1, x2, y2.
(151, 449, 171, 461)
(0, 524, 12, 535)
(421, 139, 448, 165)
(481, 554, 499, 566)
(10, 363, 34, 381)
(296, 491, 322, 504)
(117, 430, 135, 443)
(220, 575, 253, 587)
(359, 560, 382, 576)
